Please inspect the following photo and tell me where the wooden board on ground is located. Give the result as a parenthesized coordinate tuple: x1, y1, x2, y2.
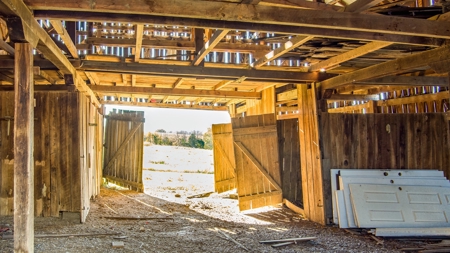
(212, 123, 236, 193)
(232, 114, 282, 211)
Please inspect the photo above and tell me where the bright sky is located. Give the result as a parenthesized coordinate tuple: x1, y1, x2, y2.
(105, 105, 231, 133)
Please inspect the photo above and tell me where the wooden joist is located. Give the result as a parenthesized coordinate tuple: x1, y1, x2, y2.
(49, 20, 79, 58)
(80, 38, 270, 53)
(192, 29, 230, 66)
(344, 0, 384, 12)
(24, 0, 450, 39)
(309, 42, 391, 72)
(79, 61, 334, 83)
(320, 45, 450, 90)
(260, 0, 343, 11)
(92, 85, 262, 99)
(134, 25, 144, 62)
(355, 75, 448, 86)
(327, 94, 380, 101)
(0, 0, 100, 107)
(102, 99, 228, 111)
(34, 10, 444, 46)
(253, 36, 313, 68)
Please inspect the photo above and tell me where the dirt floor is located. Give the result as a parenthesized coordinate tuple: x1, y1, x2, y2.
(0, 145, 443, 252)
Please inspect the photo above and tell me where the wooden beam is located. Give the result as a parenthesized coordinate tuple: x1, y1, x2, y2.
(79, 61, 334, 83)
(192, 29, 230, 66)
(85, 72, 100, 85)
(277, 89, 297, 102)
(380, 90, 449, 106)
(91, 85, 262, 99)
(253, 35, 314, 68)
(80, 38, 270, 53)
(320, 45, 450, 90)
(14, 43, 34, 253)
(172, 78, 183, 88)
(134, 25, 144, 62)
(344, 0, 384, 12)
(309, 42, 391, 72)
(0, 0, 100, 107)
(38, 70, 58, 84)
(34, 11, 444, 47)
(277, 112, 300, 120)
(49, 20, 79, 58)
(327, 94, 380, 101)
(131, 75, 137, 86)
(327, 102, 374, 113)
(355, 75, 449, 86)
(0, 37, 14, 55)
(214, 80, 233, 90)
(23, 0, 450, 39)
(260, 0, 343, 11)
(103, 100, 228, 111)
(242, 0, 262, 4)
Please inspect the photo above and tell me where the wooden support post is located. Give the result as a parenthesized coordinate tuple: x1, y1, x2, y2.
(14, 43, 34, 253)
(297, 83, 325, 225)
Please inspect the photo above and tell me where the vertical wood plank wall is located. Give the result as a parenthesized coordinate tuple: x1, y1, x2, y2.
(320, 113, 450, 222)
(0, 91, 103, 218)
(277, 119, 302, 207)
(244, 87, 275, 116)
(212, 123, 236, 193)
(297, 84, 325, 224)
(103, 110, 144, 191)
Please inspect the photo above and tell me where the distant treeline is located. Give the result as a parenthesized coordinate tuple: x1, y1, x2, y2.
(144, 128, 213, 150)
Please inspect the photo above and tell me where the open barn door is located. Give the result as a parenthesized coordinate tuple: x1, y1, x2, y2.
(212, 123, 236, 193)
(232, 114, 282, 211)
(103, 110, 144, 192)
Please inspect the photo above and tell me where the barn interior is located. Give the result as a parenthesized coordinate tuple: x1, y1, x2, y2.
(1, 0, 450, 251)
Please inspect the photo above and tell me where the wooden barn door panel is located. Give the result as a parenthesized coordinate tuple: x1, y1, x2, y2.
(277, 119, 302, 207)
(212, 124, 236, 193)
(232, 114, 282, 211)
(103, 110, 144, 191)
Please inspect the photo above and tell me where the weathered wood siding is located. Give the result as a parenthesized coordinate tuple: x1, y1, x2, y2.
(0, 91, 103, 218)
(103, 110, 144, 191)
(232, 113, 282, 211)
(277, 118, 302, 207)
(212, 123, 236, 193)
(241, 87, 275, 116)
(320, 113, 450, 222)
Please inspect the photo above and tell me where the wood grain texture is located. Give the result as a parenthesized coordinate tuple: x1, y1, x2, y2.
(212, 124, 236, 193)
(297, 83, 325, 225)
(14, 42, 34, 253)
(232, 114, 282, 211)
(103, 110, 144, 192)
(277, 119, 302, 206)
(320, 113, 450, 222)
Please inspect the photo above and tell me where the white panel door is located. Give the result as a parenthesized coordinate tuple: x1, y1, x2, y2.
(341, 177, 450, 228)
(349, 184, 450, 228)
